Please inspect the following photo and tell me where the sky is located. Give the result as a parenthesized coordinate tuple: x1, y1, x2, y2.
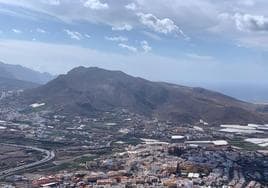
(0, 0, 268, 87)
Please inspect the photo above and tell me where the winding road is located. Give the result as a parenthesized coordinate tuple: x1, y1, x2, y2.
(0, 143, 55, 179)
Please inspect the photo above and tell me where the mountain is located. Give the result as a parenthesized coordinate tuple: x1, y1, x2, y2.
(0, 66, 39, 91)
(0, 62, 54, 84)
(21, 67, 268, 124)
(0, 76, 39, 91)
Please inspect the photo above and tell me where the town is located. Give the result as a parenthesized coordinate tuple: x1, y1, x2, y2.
(1, 0, 268, 187)
(0, 98, 267, 187)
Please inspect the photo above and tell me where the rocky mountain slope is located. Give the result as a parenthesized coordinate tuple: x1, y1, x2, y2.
(21, 67, 268, 124)
(0, 76, 39, 91)
(0, 62, 54, 85)
(0, 67, 38, 90)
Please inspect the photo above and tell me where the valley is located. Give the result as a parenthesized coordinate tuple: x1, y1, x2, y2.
(1, 0, 268, 186)
(0, 67, 267, 187)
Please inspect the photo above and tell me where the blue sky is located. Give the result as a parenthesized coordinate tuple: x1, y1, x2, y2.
(0, 0, 268, 86)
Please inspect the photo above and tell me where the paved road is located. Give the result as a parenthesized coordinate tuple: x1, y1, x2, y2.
(0, 143, 55, 178)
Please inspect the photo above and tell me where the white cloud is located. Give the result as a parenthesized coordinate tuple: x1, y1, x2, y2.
(0, 1, 247, 41)
(238, 0, 255, 6)
(118, 43, 137, 52)
(36, 28, 46, 33)
(84, 34, 91, 38)
(234, 13, 268, 32)
(137, 12, 187, 38)
(105, 36, 128, 42)
(0, 39, 267, 84)
(12, 29, 22, 34)
(112, 24, 133, 31)
(0, 39, 196, 80)
(63, 29, 83, 40)
(142, 31, 162, 41)
(125, 3, 136, 11)
(237, 35, 268, 50)
(140, 40, 152, 53)
(1, 0, 268, 52)
(186, 53, 214, 61)
(83, 0, 109, 10)
(41, 0, 60, 6)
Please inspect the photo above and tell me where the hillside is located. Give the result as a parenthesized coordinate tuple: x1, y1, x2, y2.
(21, 67, 268, 124)
(0, 62, 54, 84)
(0, 66, 39, 90)
(0, 76, 39, 91)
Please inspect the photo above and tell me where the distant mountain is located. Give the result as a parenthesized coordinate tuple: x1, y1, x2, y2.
(0, 66, 14, 78)
(0, 76, 39, 91)
(21, 67, 268, 124)
(0, 62, 54, 84)
(0, 66, 39, 91)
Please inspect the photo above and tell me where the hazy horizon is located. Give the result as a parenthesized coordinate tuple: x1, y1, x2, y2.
(2, 60, 268, 103)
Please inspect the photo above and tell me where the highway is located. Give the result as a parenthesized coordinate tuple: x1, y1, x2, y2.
(0, 143, 55, 179)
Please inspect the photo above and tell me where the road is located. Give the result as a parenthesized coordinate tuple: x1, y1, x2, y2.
(0, 143, 55, 178)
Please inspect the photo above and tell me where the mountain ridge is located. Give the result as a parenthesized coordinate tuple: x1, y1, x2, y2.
(0, 61, 54, 84)
(0, 76, 39, 91)
(20, 66, 268, 124)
